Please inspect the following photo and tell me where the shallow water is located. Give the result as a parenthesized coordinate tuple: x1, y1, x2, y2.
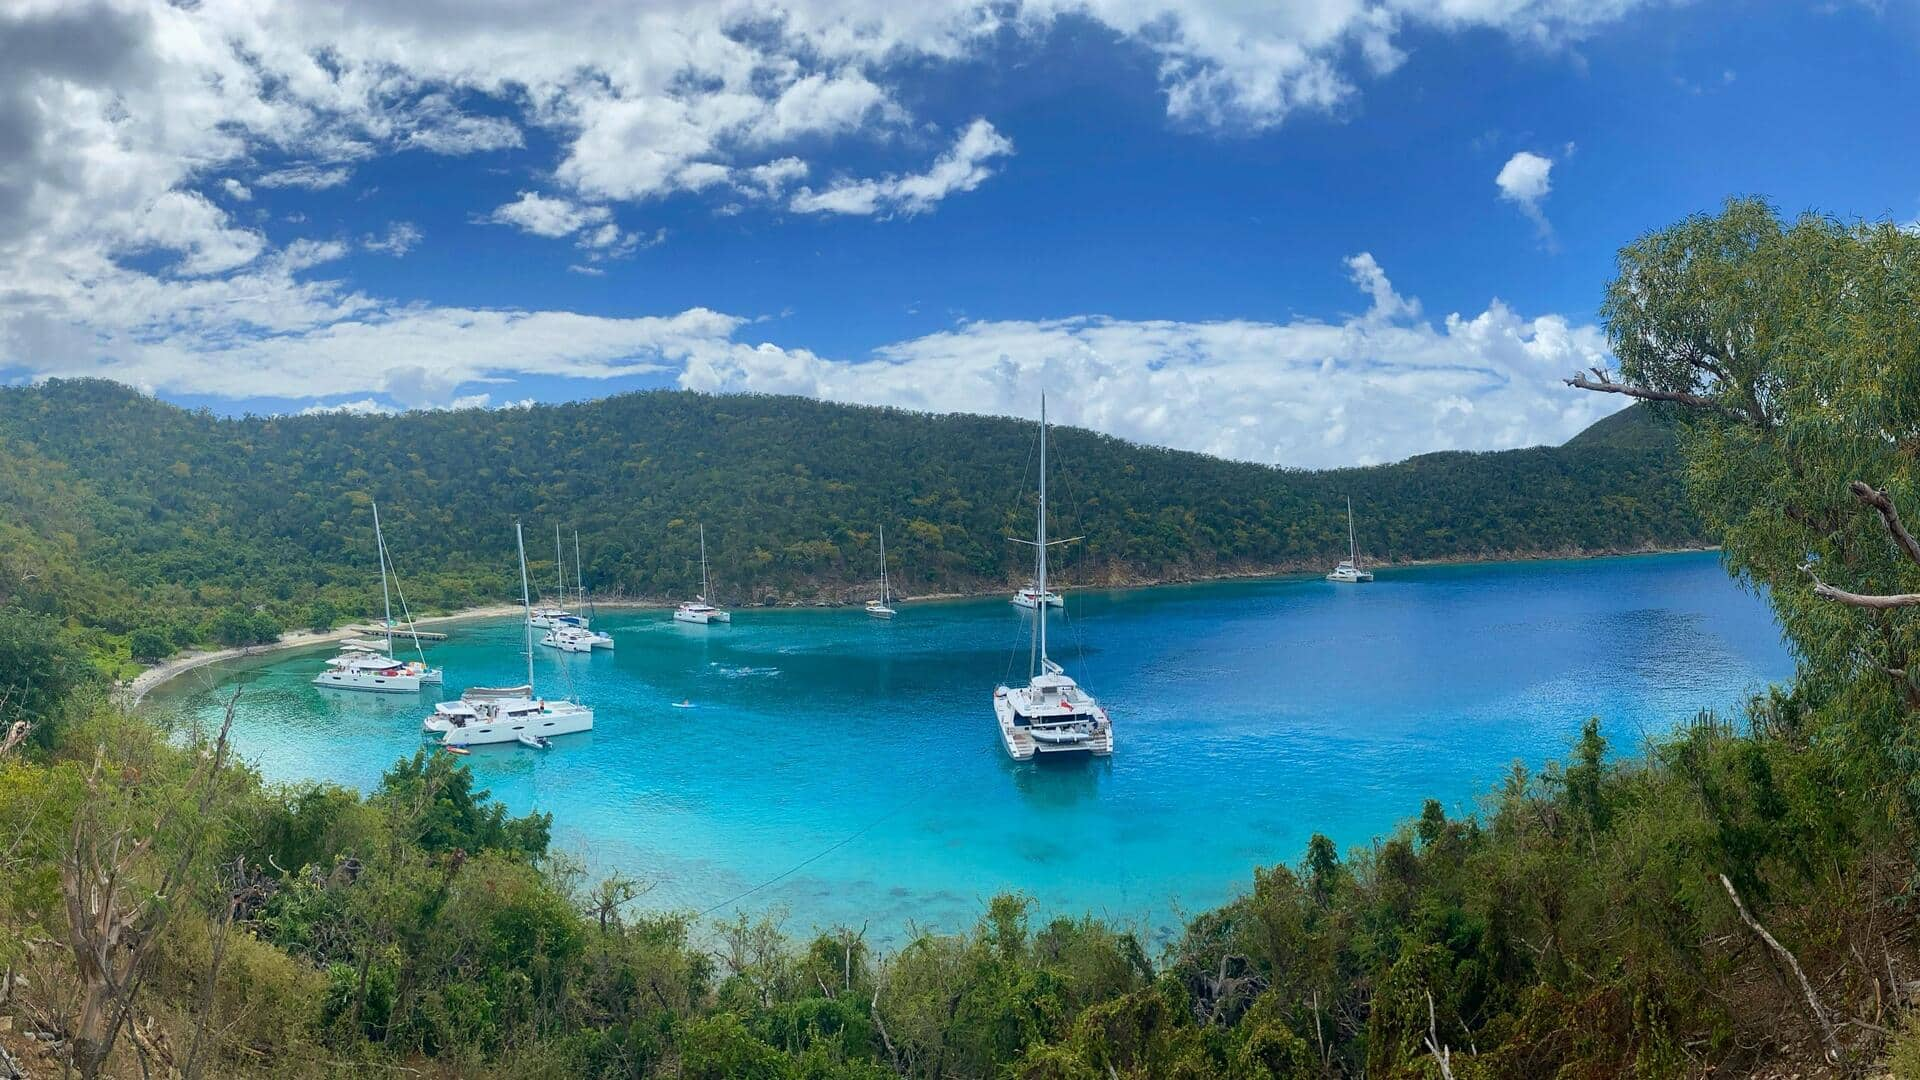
(151, 552, 1791, 943)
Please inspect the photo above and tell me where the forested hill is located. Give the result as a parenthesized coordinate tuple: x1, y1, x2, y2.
(0, 379, 1698, 664)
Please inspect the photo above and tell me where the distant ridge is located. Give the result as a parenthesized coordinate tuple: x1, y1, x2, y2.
(0, 380, 1704, 662)
(1564, 403, 1676, 451)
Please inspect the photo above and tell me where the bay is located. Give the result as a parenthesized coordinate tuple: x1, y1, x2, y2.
(150, 552, 1790, 943)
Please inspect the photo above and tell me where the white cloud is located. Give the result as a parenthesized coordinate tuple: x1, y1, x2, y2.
(1496, 150, 1556, 241)
(400, 94, 524, 155)
(741, 157, 810, 199)
(220, 178, 251, 202)
(674, 253, 1621, 467)
(363, 221, 422, 257)
(300, 397, 396, 416)
(485, 192, 611, 238)
(254, 165, 354, 191)
(0, 1, 1660, 460)
(790, 120, 1012, 216)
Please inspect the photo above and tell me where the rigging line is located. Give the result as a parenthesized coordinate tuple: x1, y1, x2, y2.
(696, 796, 911, 919)
(384, 531, 430, 667)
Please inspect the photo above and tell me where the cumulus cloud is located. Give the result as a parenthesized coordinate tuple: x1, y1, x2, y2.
(1496, 150, 1556, 241)
(300, 398, 395, 417)
(676, 254, 1621, 467)
(790, 120, 1013, 216)
(485, 192, 611, 239)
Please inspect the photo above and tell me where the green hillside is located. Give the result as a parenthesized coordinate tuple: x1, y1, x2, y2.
(0, 379, 1699, 670)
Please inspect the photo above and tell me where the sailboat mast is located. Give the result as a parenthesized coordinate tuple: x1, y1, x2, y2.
(1347, 497, 1357, 562)
(699, 524, 709, 600)
(879, 524, 889, 604)
(517, 523, 534, 690)
(372, 500, 394, 654)
(574, 530, 584, 608)
(1037, 394, 1048, 667)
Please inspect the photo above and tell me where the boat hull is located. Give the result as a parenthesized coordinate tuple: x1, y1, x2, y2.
(442, 705, 594, 747)
(313, 671, 422, 693)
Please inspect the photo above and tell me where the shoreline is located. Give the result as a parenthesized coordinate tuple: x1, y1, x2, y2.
(125, 544, 1719, 705)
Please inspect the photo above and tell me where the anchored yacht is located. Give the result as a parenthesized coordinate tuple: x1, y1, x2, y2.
(314, 500, 443, 692)
(529, 524, 591, 628)
(994, 395, 1112, 760)
(571, 531, 614, 648)
(674, 524, 732, 624)
(1326, 497, 1374, 583)
(423, 523, 593, 748)
(866, 523, 897, 618)
(539, 625, 596, 653)
(1011, 583, 1064, 609)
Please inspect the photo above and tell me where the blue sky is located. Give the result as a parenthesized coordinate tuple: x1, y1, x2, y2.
(1, 1, 1914, 467)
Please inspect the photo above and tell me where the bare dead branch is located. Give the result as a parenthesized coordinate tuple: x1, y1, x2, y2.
(0, 719, 28, 757)
(1423, 991, 1457, 1080)
(1719, 873, 1843, 1066)
(1565, 372, 1748, 420)
(1849, 482, 1920, 568)
(1807, 575, 1920, 609)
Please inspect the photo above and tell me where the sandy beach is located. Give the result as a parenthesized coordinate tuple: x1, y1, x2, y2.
(122, 603, 526, 706)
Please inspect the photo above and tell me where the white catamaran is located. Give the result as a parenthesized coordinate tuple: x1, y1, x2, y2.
(529, 524, 588, 629)
(541, 530, 614, 650)
(674, 524, 731, 624)
(424, 522, 593, 747)
(314, 501, 443, 693)
(1326, 497, 1375, 583)
(866, 523, 897, 619)
(994, 395, 1112, 760)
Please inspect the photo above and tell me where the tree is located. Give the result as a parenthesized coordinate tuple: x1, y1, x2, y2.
(1569, 197, 1920, 831)
(0, 606, 92, 750)
(128, 626, 171, 663)
(209, 607, 257, 647)
(307, 598, 338, 633)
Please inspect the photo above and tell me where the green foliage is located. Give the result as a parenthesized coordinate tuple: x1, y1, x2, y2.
(0, 380, 1699, 667)
(127, 625, 171, 662)
(0, 604, 94, 748)
(375, 748, 552, 859)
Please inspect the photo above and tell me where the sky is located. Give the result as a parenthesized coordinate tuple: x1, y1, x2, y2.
(1, 0, 1915, 469)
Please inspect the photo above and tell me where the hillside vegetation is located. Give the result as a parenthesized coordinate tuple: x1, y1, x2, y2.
(0, 380, 1695, 673)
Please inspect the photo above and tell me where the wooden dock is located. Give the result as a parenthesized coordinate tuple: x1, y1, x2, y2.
(348, 625, 448, 641)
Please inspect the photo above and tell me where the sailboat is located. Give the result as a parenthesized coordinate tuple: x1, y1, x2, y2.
(529, 523, 588, 629)
(1326, 497, 1375, 583)
(993, 395, 1112, 760)
(423, 522, 593, 747)
(674, 524, 732, 624)
(541, 530, 614, 650)
(573, 531, 614, 648)
(314, 501, 443, 692)
(866, 523, 897, 619)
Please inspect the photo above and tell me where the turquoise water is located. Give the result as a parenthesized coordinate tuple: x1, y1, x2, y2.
(152, 552, 1790, 943)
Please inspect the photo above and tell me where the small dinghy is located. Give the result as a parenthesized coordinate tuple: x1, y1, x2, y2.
(671, 699, 696, 709)
(443, 745, 471, 756)
(516, 732, 553, 750)
(1027, 724, 1091, 746)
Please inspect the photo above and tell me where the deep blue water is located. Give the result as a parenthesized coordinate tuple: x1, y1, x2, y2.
(151, 552, 1791, 943)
